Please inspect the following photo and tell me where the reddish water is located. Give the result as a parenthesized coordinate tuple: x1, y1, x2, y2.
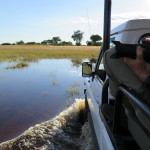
(0, 59, 85, 143)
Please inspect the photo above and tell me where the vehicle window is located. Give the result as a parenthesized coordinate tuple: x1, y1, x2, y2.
(98, 58, 104, 70)
(110, 37, 115, 47)
(98, 37, 115, 70)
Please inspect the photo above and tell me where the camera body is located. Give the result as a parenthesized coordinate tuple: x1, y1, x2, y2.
(111, 40, 150, 63)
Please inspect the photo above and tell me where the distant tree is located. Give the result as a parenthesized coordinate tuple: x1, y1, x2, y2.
(16, 40, 24, 45)
(94, 41, 102, 46)
(71, 30, 84, 45)
(86, 41, 93, 46)
(76, 42, 81, 46)
(1, 43, 11, 45)
(47, 39, 54, 44)
(26, 42, 36, 45)
(61, 41, 73, 46)
(41, 40, 48, 45)
(90, 34, 102, 45)
(52, 37, 61, 45)
(41, 40, 52, 45)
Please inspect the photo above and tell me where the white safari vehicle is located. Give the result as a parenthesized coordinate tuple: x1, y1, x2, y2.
(82, 1, 150, 150)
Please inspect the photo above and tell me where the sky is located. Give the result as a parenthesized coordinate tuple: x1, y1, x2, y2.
(0, 0, 150, 44)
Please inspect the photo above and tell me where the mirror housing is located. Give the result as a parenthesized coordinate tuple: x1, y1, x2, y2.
(82, 62, 92, 77)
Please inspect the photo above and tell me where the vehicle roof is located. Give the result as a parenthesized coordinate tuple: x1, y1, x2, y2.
(111, 19, 150, 35)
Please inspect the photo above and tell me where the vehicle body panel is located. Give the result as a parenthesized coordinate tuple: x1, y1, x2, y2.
(85, 77, 114, 150)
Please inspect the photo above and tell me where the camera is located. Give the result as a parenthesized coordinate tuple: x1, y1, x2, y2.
(111, 40, 150, 63)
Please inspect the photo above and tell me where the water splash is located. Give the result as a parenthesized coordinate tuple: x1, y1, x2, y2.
(0, 99, 94, 150)
(78, 122, 94, 150)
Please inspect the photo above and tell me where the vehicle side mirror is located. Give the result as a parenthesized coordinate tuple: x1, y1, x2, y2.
(82, 62, 92, 77)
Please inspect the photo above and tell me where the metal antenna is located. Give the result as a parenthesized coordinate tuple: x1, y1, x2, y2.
(85, 0, 91, 37)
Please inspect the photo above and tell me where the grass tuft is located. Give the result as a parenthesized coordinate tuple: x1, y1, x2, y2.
(66, 81, 81, 106)
(6, 62, 29, 69)
(66, 82, 80, 96)
(66, 88, 80, 97)
(71, 58, 82, 67)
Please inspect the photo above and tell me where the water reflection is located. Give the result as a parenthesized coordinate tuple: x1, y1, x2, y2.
(71, 58, 82, 67)
(49, 72, 58, 86)
(66, 81, 80, 106)
(0, 59, 85, 143)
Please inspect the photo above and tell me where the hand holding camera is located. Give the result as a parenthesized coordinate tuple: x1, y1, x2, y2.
(111, 40, 150, 82)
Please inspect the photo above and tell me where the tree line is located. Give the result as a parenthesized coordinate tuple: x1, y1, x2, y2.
(1, 30, 102, 46)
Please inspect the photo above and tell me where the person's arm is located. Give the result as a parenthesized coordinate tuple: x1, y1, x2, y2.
(124, 46, 150, 87)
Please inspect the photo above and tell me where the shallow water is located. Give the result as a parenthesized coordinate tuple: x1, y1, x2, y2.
(0, 59, 85, 143)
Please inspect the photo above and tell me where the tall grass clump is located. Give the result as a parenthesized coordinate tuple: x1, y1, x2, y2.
(6, 62, 29, 69)
(66, 82, 81, 106)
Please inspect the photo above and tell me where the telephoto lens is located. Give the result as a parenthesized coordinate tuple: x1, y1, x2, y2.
(141, 40, 150, 63)
(111, 41, 150, 63)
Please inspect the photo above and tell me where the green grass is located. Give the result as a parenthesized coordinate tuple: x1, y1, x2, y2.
(0, 45, 99, 62)
(66, 88, 80, 97)
(66, 82, 80, 97)
(71, 58, 83, 67)
(66, 81, 81, 106)
(6, 62, 29, 69)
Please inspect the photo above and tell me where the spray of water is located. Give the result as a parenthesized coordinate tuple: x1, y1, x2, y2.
(0, 99, 94, 150)
(78, 122, 94, 150)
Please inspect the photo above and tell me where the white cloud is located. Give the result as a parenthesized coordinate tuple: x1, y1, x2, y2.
(70, 17, 98, 24)
(111, 11, 150, 28)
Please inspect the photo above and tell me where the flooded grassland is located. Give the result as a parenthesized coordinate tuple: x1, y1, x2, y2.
(0, 46, 98, 149)
(0, 45, 99, 62)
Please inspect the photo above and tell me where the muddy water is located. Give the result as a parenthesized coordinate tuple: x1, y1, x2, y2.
(0, 99, 94, 150)
(0, 59, 86, 143)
